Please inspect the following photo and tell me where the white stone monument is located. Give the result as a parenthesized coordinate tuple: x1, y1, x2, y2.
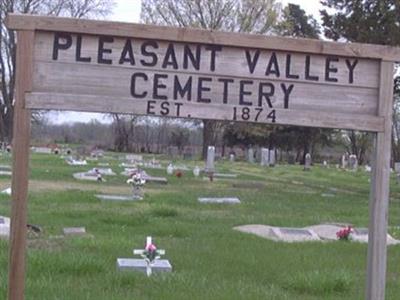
(304, 153, 311, 171)
(205, 146, 215, 173)
(248, 147, 254, 163)
(261, 148, 269, 167)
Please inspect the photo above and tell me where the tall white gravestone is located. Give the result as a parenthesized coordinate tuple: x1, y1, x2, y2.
(269, 149, 276, 167)
(349, 154, 358, 171)
(205, 146, 215, 173)
(248, 148, 254, 163)
(261, 148, 270, 167)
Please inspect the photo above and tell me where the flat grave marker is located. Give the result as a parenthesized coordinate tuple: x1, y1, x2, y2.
(198, 197, 240, 204)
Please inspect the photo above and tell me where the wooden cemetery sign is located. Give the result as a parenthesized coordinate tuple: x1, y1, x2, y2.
(6, 14, 400, 300)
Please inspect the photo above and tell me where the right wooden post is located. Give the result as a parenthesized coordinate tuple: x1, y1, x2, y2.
(366, 60, 394, 300)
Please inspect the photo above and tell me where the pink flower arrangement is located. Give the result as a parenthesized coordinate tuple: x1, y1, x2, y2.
(336, 226, 353, 241)
(144, 243, 159, 262)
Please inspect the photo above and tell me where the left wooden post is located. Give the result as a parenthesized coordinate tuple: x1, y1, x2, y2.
(8, 30, 34, 300)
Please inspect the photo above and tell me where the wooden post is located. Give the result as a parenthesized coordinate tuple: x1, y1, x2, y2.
(8, 30, 34, 300)
(366, 61, 394, 300)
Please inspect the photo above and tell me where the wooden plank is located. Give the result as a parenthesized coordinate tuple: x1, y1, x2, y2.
(5, 13, 400, 61)
(8, 31, 34, 300)
(31, 61, 379, 115)
(33, 31, 380, 89)
(25, 92, 385, 132)
(366, 61, 394, 300)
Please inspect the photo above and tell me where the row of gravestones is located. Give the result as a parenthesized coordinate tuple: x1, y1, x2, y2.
(207, 146, 277, 167)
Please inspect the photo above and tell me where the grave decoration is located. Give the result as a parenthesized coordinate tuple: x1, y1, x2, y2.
(127, 171, 146, 200)
(133, 236, 167, 276)
(175, 170, 183, 178)
(336, 226, 353, 241)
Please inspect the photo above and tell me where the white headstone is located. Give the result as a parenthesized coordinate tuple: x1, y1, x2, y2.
(193, 166, 200, 177)
(261, 148, 269, 167)
(63, 227, 87, 236)
(349, 154, 358, 170)
(248, 148, 254, 163)
(229, 153, 235, 162)
(394, 162, 400, 173)
(205, 146, 215, 172)
(269, 149, 276, 167)
(166, 164, 174, 175)
(341, 153, 348, 169)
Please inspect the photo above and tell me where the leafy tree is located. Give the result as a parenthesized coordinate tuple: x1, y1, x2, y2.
(0, 0, 114, 143)
(321, 0, 400, 164)
(141, 0, 280, 159)
(273, 4, 331, 163)
(275, 3, 320, 38)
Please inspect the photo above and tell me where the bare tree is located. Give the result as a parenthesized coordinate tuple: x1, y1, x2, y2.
(0, 0, 115, 143)
(141, 0, 280, 158)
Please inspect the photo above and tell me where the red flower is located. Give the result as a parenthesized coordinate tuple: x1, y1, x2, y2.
(175, 171, 183, 178)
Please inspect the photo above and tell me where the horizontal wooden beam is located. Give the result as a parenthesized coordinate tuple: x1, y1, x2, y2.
(6, 13, 400, 61)
(25, 92, 385, 132)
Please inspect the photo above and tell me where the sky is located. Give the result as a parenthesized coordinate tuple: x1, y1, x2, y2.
(50, 0, 326, 124)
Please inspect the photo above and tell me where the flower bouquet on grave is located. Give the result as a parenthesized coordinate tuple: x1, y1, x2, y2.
(336, 226, 353, 241)
(127, 171, 146, 199)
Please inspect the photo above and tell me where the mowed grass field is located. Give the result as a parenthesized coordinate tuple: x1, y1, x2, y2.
(0, 152, 400, 299)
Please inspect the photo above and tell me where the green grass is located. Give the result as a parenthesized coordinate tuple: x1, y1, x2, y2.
(0, 152, 400, 299)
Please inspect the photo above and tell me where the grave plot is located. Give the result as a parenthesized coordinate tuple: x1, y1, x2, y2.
(234, 225, 320, 242)
(117, 237, 172, 276)
(235, 224, 400, 245)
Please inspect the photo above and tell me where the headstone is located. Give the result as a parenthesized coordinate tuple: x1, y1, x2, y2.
(394, 162, 400, 173)
(205, 146, 215, 172)
(341, 153, 348, 169)
(96, 194, 142, 201)
(365, 165, 372, 172)
(349, 154, 358, 170)
(126, 154, 143, 162)
(117, 259, 172, 273)
(198, 197, 240, 204)
(248, 148, 254, 163)
(322, 160, 328, 167)
(166, 164, 174, 175)
(1, 187, 11, 195)
(119, 236, 172, 276)
(213, 173, 237, 178)
(63, 227, 86, 236)
(193, 166, 200, 177)
(269, 149, 276, 167)
(288, 155, 296, 165)
(229, 153, 235, 162)
(0, 216, 10, 239)
(260, 148, 269, 167)
(304, 153, 311, 171)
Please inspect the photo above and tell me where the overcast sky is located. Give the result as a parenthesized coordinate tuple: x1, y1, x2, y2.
(51, 0, 326, 124)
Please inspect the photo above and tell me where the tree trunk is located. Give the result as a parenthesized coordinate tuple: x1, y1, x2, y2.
(202, 120, 221, 160)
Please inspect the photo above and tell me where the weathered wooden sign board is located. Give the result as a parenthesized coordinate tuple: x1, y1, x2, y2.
(6, 14, 400, 300)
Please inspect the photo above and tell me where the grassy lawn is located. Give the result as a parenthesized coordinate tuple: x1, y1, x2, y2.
(0, 152, 400, 299)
